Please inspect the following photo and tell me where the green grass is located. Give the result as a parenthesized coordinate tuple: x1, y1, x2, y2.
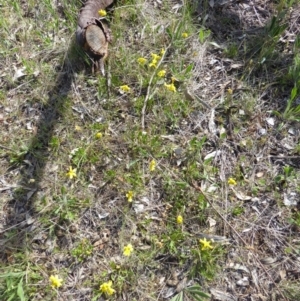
(1, 0, 300, 300)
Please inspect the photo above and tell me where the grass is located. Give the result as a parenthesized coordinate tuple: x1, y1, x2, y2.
(1, 0, 300, 300)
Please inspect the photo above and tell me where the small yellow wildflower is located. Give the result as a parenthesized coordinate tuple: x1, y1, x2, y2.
(120, 85, 131, 93)
(171, 76, 177, 84)
(149, 159, 156, 171)
(164, 83, 176, 92)
(151, 53, 161, 61)
(66, 166, 77, 179)
(228, 178, 237, 186)
(199, 238, 213, 251)
(49, 275, 63, 289)
(160, 48, 165, 55)
(95, 132, 103, 139)
(123, 243, 134, 256)
(177, 215, 183, 224)
(182, 32, 189, 38)
(75, 125, 82, 132)
(149, 59, 158, 68)
(126, 190, 134, 202)
(227, 88, 233, 95)
(98, 9, 107, 17)
(100, 280, 115, 296)
(137, 57, 147, 65)
(155, 239, 164, 248)
(157, 70, 166, 77)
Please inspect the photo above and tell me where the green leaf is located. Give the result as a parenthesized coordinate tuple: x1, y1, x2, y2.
(291, 86, 297, 101)
(170, 291, 184, 301)
(7, 293, 16, 301)
(186, 285, 210, 299)
(174, 21, 184, 40)
(199, 29, 205, 44)
(294, 35, 300, 49)
(17, 279, 25, 301)
(271, 110, 281, 117)
(0, 272, 25, 278)
(184, 63, 194, 75)
(193, 295, 209, 301)
(166, 27, 173, 39)
(92, 292, 102, 301)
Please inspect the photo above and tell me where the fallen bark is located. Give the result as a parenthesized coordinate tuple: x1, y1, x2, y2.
(76, 0, 115, 74)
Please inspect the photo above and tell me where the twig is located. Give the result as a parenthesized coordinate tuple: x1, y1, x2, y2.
(106, 58, 111, 99)
(7, 79, 34, 96)
(0, 144, 16, 152)
(141, 44, 171, 130)
(184, 88, 211, 109)
(191, 181, 288, 301)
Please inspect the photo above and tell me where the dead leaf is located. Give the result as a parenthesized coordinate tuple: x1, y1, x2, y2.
(256, 172, 264, 178)
(210, 288, 237, 301)
(207, 217, 216, 230)
(230, 63, 244, 69)
(204, 150, 221, 160)
(236, 276, 249, 287)
(260, 257, 278, 264)
(13, 67, 26, 81)
(97, 212, 109, 219)
(283, 192, 298, 206)
(227, 262, 250, 273)
(208, 109, 217, 135)
(231, 188, 252, 201)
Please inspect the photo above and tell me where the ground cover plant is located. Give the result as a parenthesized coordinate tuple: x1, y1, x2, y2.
(1, 0, 300, 300)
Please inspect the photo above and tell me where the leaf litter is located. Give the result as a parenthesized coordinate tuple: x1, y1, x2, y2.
(1, 0, 300, 301)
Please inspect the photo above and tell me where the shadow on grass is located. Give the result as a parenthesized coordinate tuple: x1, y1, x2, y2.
(192, 2, 300, 169)
(0, 40, 88, 261)
(193, 1, 298, 107)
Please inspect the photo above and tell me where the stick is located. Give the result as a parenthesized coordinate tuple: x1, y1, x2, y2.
(106, 58, 111, 99)
(0, 144, 16, 152)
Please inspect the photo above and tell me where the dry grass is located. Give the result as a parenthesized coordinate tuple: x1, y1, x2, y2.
(1, 0, 300, 300)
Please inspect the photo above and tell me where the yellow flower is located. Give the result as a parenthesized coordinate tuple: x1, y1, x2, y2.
(126, 190, 134, 202)
(177, 215, 183, 224)
(149, 59, 158, 68)
(157, 70, 166, 77)
(120, 85, 131, 93)
(182, 32, 189, 38)
(199, 238, 213, 251)
(49, 275, 63, 289)
(228, 178, 237, 185)
(149, 159, 156, 171)
(164, 83, 176, 92)
(66, 166, 77, 179)
(160, 48, 165, 55)
(123, 243, 134, 256)
(155, 239, 164, 248)
(95, 132, 103, 139)
(171, 76, 177, 84)
(98, 9, 107, 17)
(100, 280, 115, 296)
(227, 88, 233, 95)
(75, 125, 82, 132)
(137, 57, 147, 65)
(151, 53, 161, 61)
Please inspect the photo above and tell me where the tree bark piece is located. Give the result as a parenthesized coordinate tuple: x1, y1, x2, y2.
(76, 0, 115, 75)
